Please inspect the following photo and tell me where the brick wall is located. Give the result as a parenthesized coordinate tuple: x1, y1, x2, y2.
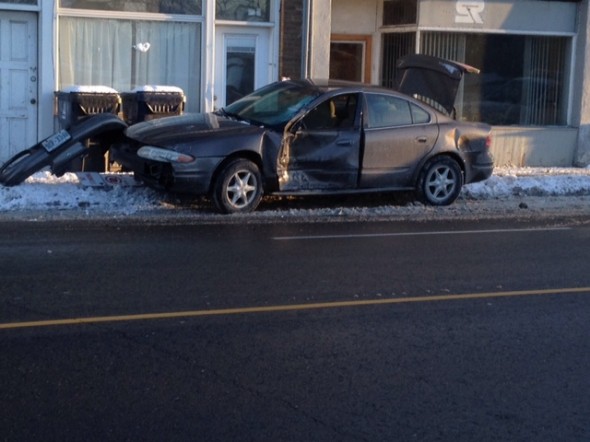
(280, 0, 304, 79)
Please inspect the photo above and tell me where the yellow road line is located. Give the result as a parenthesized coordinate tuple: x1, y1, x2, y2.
(2, 287, 589, 330)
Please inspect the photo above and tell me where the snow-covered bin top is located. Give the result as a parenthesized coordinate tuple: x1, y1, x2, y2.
(60, 85, 119, 94)
(130, 85, 184, 94)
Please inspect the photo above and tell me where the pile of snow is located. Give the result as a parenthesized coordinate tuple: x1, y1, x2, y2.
(463, 167, 590, 199)
(0, 167, 589, 218)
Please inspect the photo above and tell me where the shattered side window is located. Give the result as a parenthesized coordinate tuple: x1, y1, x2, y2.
(302, 94, 359, 130)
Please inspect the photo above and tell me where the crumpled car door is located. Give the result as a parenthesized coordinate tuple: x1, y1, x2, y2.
(278, 93, 361, 192)
(397, 54, 480, 116)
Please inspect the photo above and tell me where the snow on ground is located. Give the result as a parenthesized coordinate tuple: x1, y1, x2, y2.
(1, 166, 590, 221)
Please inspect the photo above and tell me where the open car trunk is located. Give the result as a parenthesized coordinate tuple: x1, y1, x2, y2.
(396, 54, 480, 116)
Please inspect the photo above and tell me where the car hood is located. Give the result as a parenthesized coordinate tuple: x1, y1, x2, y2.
(397, 54, 480, 115)
(125, 113, 261, 146)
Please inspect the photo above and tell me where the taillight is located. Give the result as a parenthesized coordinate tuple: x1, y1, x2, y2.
(485, 134, 492, 149)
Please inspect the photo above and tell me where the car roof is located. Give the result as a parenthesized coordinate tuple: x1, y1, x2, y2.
(286, 78, 399, 96)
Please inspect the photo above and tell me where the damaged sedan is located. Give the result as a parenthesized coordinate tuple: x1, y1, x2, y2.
(0, 55, 494, 213)
(111, 55, 493, 213)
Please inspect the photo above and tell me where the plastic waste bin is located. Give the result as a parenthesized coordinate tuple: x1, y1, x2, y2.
(54, 86, 122, 172)
(121, 85, 185, 125)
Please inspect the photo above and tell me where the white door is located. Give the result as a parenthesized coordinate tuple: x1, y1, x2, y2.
(0, 11, 37, 163)
(215, 26, 271, 108)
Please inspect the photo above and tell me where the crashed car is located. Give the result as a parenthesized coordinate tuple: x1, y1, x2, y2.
(0, 55, 494, 213)
(110, 55, 493, 213)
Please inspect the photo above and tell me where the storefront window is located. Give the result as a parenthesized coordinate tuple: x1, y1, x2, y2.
(380, 32, 415, 89)
(216, 0, 270, 22)
(58, 17, 202, 112)
(383, 0, 417, 26)
(59, 0, 202, 15)
(421, 32, 569, 126)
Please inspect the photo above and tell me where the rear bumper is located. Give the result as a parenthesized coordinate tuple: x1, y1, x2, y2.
(466, 161, 494, 184)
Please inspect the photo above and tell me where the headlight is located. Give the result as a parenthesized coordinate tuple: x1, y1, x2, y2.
(137, 146, 194, 163)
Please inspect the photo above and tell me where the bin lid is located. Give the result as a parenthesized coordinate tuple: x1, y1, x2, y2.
(61, 85, 119, 93)
(130, 85, 184, 94)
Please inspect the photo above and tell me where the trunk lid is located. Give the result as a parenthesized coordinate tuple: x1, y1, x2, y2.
(397, 54, 480, 116)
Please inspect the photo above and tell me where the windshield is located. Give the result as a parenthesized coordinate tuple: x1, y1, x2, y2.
(222, 81, 321, 128)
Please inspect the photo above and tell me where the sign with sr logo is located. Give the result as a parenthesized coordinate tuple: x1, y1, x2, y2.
(455, 0, 485, 24)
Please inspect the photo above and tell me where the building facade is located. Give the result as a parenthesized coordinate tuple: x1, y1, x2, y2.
(0, 0, 281, 164)
(0, 0, 589, 168)
(323, 0, 590, 167)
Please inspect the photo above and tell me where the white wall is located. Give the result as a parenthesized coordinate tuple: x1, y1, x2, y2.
(308, 0, 332, 78)
(331, 0, 378, 35)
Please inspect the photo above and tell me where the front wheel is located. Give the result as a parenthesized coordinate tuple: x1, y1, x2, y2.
(417, 157, 463, 206)
(212, 159, 263, 214)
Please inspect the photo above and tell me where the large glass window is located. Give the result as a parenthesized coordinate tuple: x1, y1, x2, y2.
(381, 31, 570, 126)
(216, 0, 270, 22)
(421, 32, 569, 126)
(1, 0, 37, 4)
(59, 0, 201, 14)
(57, 12, 202, 112)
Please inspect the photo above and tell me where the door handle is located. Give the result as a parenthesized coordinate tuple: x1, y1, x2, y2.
(416, 136, 428, 143)
(337, 139, 353, 146)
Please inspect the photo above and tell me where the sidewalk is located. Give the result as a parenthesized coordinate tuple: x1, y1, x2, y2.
(0, 167, 589, 222)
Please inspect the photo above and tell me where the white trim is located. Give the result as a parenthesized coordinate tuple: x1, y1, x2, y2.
(57, 8, 204, 23)
(215, 19, 274, 27)
(203, 0, 216, 112)
(415, 26, 576, 37)
(38, 1, 55, 139)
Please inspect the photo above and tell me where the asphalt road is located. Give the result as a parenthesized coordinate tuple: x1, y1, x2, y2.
(2, 217, 590, 441)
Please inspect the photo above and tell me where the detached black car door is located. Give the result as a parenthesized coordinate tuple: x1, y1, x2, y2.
(278, 93, 361, 191)
(360, 93, 439, 188)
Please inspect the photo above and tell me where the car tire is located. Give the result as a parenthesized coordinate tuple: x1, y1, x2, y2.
(212, 158, 263, 214)
(417, 156, 463, 206)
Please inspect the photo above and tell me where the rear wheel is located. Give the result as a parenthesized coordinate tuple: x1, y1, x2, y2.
(418, 157, 463, 206)
(212, 159, 263, 213)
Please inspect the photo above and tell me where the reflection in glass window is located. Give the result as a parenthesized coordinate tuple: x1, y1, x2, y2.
(59, 0, 202, 15)
(226, 46, 255, 105)
(421, 32, 569, 126)
(216, 0, 270, 21)
(366, 94, 413, 128)
(58, 17, 201, 112)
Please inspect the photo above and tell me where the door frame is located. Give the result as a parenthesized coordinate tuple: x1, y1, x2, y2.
(214, 25, 273, 109)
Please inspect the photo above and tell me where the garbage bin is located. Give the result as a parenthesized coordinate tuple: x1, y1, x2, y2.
(121, 85, 185, 125)
(55, 86, 122, 172)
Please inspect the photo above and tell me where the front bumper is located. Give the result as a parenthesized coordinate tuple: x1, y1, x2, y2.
(110, 144, 217, 195)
